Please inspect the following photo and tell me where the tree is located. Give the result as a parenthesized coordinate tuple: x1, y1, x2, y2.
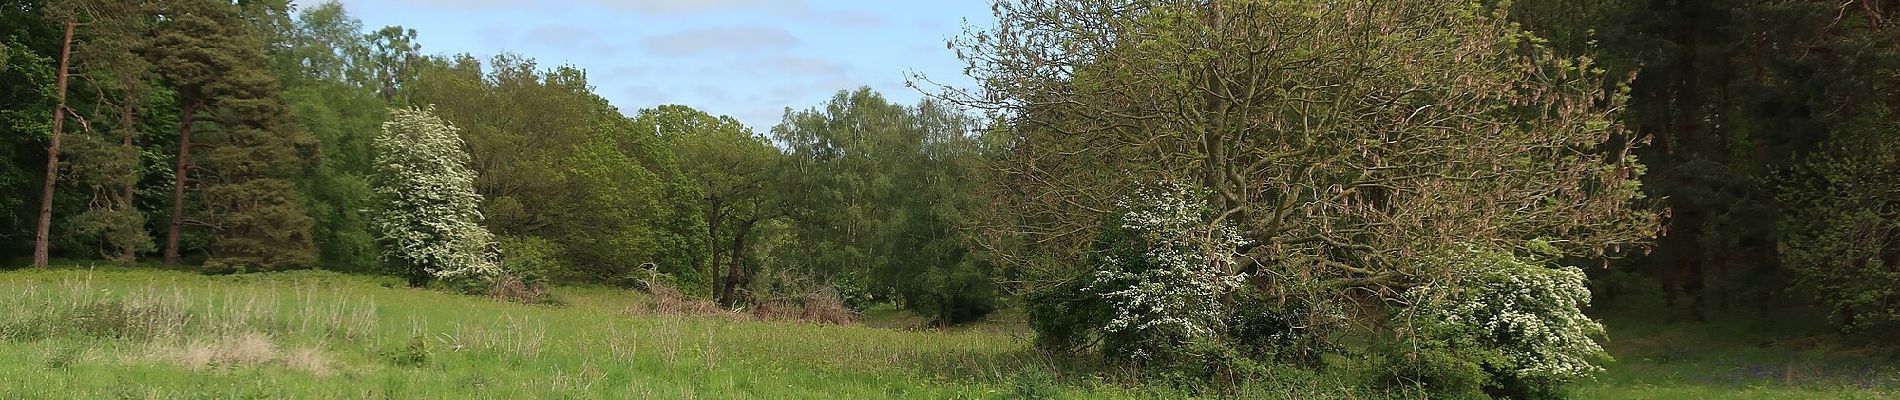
(273, 1, 385, 272)
(408, 54, 688, 285)
(143, 0, 317, 270)
(143, 0, 228, 265)
(359, 25, 419, 102)
(943, 0, 1654, 299)
(936, 1, 1655, 381)
(772, 89, 998, 324)
(55, 0, 161, 263)
(29, 18, 74, 267)
(643, 104, 778, 304)
(370, 107, 497, 287)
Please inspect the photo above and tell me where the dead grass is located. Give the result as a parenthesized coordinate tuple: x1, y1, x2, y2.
(629, 280, 740, 320)
(750, 288, 854, 325)
(488, 274, 560, 305)
(631, 280, 854, 325)
(144, 332, 333, 375)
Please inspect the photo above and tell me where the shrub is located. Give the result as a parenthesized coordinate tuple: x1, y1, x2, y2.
(749, 288, 855, 325)
(380, 335, 431, 367)
(634, 278, 732, 318)
(496, 235, 569, 284)
(1394, 244, 1610, 398)
(1026, 183, 1248, 366)
(1226, 286, 1333, 366)
(487, 273, 560, 305)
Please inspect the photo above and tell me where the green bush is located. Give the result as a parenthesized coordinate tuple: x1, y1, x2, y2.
(381, 335, 432, 367)
(496, 235, 568, 284)
(1226, 286, 1332, 366)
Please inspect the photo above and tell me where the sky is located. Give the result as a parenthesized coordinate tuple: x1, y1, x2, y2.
(299, 0, 994, 131)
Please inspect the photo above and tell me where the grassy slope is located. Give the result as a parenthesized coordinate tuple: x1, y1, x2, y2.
(0, 267, 1894, 399)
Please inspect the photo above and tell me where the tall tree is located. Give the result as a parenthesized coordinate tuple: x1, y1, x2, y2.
(371, 107, 498, 287)
(145, 0, 317, 269)
(52, 0, 161, 263)
(29, 18, 74, 267)
(273, 1, 384, 271)
(939, 0, 1655, 318)
(143, 0, 227, 264)
(643, 105, 778, 304)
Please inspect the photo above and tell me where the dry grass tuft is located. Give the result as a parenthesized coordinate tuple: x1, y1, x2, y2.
(146, 333, 331, 375)
(630, 281, 739, 320)
(628, 279, 855, 325)
(750, 288, 854, 325)
(283, 347, 332, 376)
(488, 274, 560, 305)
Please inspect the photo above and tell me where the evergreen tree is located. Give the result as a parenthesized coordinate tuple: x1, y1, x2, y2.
(145, 0, 317, 270)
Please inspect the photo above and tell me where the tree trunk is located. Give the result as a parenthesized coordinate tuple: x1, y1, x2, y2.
(162, 99, 199, 265)
(706, 196, 723, 302)
(31, 20, 77, 268)
(720, 217, 758, 308)
(118, 87, 138, 261)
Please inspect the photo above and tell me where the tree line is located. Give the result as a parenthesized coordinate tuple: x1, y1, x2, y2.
(4, 0, 1899, 396)
(0, 0, 994, 321)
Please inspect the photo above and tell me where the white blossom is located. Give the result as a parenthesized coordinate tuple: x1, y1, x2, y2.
(371, 107, 501, 284)
(1408, 244, 1609, 383)
(1086, 182, 1249, 355)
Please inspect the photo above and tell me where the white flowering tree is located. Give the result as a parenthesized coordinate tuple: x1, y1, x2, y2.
(1401, 244, 1609, 396)
(1075, 183, 1249, 361)
(371, 107, 500, 288)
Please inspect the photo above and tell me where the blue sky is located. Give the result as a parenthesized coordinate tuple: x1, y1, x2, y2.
(302, 0, 993, 131)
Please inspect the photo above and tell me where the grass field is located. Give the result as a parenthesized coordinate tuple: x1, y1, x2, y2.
(1, 266, 1894, 399)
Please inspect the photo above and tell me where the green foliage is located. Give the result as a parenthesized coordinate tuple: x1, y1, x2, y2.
(380, 335, 431, 367)
(1225, 286, 1331, 366)
(495, 234, 566, 283)
(773, 89, 997, 324)
(0, 7, 56, 261)
(1779, 109, 1900, 329)
(408, 55, 689, 286)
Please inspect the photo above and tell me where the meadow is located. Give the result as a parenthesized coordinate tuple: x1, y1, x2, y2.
(0, 266, 1893, 399)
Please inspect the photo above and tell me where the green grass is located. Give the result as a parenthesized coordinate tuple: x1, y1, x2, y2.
(1575, 297, 1900, 399)
(0, 266, 1149, 399)
(0, 266, 1894, 399)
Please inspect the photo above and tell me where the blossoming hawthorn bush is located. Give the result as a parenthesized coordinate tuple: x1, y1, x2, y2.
(1394, 244, 1610, 398)
(370, 107, 501, 289)
(1029, 183, 1252, 366)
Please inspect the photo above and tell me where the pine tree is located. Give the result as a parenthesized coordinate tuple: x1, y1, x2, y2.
(145, 0, 317, 270)
(143, 0, 225, 264)
(56, 0, 160, 262)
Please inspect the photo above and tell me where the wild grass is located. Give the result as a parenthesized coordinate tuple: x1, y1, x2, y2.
(0, 265, 1894, 398)
(1575, 294, 1900, 399)
(0, 267, 1138, 399)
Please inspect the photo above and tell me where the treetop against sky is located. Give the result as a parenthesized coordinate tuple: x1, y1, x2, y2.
(301, 0, 991, 130)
